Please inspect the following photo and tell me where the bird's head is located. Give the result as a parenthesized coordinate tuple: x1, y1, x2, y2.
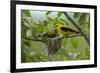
(55, 23, 64, 32)
(55, 23, 63, 28)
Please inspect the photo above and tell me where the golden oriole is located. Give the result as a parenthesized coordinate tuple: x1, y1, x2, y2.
(55, 23, 79, 36)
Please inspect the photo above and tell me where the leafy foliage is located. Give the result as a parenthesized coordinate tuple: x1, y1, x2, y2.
(21, 10, 90, 62)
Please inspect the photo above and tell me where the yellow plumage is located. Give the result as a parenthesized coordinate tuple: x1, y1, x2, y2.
(55, 23, 79, 36)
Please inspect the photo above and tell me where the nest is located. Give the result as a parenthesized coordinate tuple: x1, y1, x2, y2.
(45, 37, 62, 55)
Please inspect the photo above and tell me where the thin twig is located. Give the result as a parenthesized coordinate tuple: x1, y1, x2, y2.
(55, 34, 82, 40)
(22, 37, 45, 42)
(61, 34, 82, 39)
(63, 12, 90, 45)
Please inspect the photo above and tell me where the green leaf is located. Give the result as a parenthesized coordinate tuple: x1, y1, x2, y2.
(57, 12, 62, 17)
(74, 13, 80, 18)
(21, 20, 29, 37)
(25, 55, 33, 62)
(47, 17, 53, 22)
(46, 11, 52, 16)
(23, 20, 30, 28)
(53, 17, 58, 24)
(22, 18, 29, 24)
(43, 25, 48, 32)
(26, 29, 32, 37)
(47, 17, 58, 24)
(70, 38, 78, 49)
(78, 13, 87, 25)
(81, 22, 86, 29)
(63, 39, 68, 48)
(60, 18, 68, 25)
(47, 24, 54, 31)
(21, 51, 26, 62)
(60, 18, 66, 22)
(34, 26, 43, 33)
(23, 40, 30, 47)
(21, 20, 28, 32)
(22, 10, 31, 17)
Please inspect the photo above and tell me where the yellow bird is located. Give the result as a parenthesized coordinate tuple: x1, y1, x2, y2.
(55, 23, 79, 36)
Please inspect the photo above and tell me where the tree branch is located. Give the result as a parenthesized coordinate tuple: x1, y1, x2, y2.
(22, 34, 82, 43)
(63, 12, 90, 45)
(56, 34, 82, 40)
(63, 34, 82, 39)
(22, 37, 45, 42)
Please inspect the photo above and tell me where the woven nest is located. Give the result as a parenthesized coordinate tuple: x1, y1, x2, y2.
(45, 37, 62, 55)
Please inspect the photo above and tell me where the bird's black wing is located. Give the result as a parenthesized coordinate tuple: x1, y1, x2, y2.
(61, 27, 79, 33)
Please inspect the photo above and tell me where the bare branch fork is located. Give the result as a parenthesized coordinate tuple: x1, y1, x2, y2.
(63, 12, 90, 45)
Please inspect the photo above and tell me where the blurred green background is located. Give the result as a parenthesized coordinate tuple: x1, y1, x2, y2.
(21, 10, 90, 63)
